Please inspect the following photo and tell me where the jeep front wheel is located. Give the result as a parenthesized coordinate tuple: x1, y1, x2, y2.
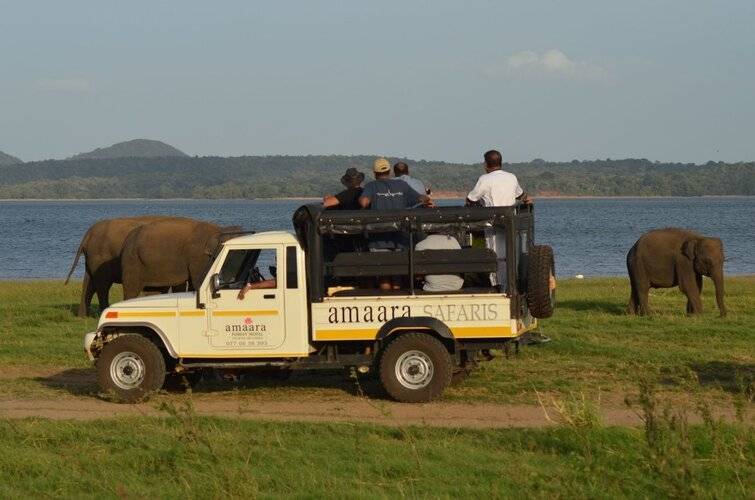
(379, 333, 452, 403)
(97, 335, 166, 402)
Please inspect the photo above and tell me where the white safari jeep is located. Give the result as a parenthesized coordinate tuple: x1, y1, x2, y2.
(84, 204, 555, 403)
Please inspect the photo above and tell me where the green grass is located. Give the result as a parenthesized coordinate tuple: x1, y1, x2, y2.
(0, 277, 753, 404)
(0, 409, 752, 499)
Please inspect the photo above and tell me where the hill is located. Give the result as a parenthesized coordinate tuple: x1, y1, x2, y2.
(0, 155, 752, 199)
(69, 139, 188, 160)
(0, 151, 22, 166)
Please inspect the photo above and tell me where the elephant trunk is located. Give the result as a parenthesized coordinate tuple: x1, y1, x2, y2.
(711, 269, 726, 317)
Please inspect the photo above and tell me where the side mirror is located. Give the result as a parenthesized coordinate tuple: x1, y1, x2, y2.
(211, 273, 221, 298)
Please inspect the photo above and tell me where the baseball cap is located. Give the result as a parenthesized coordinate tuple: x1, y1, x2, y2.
(373, 157, 391, 173)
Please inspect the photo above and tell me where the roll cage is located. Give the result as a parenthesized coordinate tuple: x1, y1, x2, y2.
(292, 203, 537, 321)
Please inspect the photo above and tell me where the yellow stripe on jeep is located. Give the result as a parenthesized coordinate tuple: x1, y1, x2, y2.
(315, 328, 379, 340)
(117, 311, 176, 318)
(315, 325, 514, 340)
(452, 326, 512, 338)
(179, 310, 206, 317)
(212, 310, 279, 317)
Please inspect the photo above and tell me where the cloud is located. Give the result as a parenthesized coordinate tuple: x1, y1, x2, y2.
(34, 77, 93, 93)
(484, 50, 607, 80)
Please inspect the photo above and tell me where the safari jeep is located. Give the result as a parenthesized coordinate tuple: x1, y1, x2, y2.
(84, 204, 555, 403)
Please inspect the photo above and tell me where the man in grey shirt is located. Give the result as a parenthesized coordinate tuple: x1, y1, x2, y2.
(415, 234, 464, 292)
(393, 161, 427, 196)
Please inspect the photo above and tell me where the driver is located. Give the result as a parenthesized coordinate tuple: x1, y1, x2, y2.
(237, 265, 276, 299)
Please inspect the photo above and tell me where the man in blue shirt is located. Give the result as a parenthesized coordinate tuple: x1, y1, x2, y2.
(359, 157, 432, 289)
(359, 158, 431, 212)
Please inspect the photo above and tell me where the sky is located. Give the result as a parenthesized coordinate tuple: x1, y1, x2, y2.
(1, 0, 754, 164)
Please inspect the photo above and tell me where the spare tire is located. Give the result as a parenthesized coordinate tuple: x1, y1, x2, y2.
(526, 245, 555, 318)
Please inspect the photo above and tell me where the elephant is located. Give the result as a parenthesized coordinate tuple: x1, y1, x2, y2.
(120, 218, 242, 300)
(65, 216, 178, 317)
(626, 228, 726, 317)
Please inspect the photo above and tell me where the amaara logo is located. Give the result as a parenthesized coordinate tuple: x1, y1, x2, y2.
(225, 316, 266, 333)
(327, 303, 499, 324)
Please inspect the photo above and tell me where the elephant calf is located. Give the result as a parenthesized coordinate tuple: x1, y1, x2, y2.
(65, 216, 177, 317)
(626, 228, 726, 317)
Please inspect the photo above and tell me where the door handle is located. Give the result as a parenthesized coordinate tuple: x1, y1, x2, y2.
(263, 294, 276, 299)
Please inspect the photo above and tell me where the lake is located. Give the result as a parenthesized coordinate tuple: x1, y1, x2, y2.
(0, 197, 752, 279)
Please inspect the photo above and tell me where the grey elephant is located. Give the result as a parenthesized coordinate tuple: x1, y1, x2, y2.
(626, 228, 726, 317)
(65, 216, 177, 317)
(120, 218, 241, 300)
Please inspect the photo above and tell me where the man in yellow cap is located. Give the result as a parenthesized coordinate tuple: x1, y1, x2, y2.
(359, 157, 430, 211)
(360, 157, 432, 289)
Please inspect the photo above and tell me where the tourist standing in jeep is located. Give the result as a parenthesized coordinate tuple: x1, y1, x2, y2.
(466, 149, 532, 290)
(322, 167, 366, 210)
(360, 157, 433, 290)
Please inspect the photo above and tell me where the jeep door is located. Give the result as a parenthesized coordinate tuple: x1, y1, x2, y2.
(205, 245, 287, 353)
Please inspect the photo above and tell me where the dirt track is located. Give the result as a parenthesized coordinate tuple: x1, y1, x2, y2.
(1, 367, 749, 428)
(0, 396, 646, 427)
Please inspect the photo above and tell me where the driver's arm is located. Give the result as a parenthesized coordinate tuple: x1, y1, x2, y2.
(237, 279, 277, 300)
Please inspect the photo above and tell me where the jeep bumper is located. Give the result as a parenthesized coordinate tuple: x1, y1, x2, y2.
(83, 331, 97, 361)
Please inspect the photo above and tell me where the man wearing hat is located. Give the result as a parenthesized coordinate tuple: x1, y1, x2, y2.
(359, 157, 430, 211)
(360, 158, 432, 289)
(323, 167, 365, 210)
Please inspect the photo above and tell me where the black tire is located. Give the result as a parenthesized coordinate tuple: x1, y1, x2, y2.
(379, 333, 452, 403)
(526, 245, 556, 319)
(97, 335, 166, 403)
(163, 371, 202, 392)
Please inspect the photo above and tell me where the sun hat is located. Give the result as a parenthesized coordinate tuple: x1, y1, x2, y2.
(340, 167, 365, 187)
(373, 157, 391, 173)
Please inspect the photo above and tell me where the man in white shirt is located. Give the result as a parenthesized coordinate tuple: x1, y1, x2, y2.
(466, 149, 532, 291)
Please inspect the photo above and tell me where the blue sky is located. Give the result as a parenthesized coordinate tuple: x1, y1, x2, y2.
(1, 0, 753, 163)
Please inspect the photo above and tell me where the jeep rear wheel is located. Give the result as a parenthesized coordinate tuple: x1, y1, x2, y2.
(527, 245, 556, 319)
(379, 333, 452, 403)
(97, 335, 166, 402)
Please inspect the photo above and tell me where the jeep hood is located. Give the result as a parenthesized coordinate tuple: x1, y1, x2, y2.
(110, 292, 196, 309)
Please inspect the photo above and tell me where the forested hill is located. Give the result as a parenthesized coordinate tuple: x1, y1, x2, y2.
(69, 139, 187, 160)
(0, 151, 22, 166)
(0, 155, 752, 199)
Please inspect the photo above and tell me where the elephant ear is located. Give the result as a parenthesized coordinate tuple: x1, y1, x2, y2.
(201, 231, 221, 257)
(682, 239, 700, 261)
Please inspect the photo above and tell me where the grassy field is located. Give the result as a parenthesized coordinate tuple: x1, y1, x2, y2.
(0, 277, 752, 404)
(1, 278, 753, 498)
(0, 403, 752, 498)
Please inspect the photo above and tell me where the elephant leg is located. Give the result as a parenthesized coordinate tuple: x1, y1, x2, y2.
(630, 266, 650, 315)
(627, 282, 638, 315)
(636, 281, 651, 316)
(681, 274, 703, 315)
(77, 271, 95, 317)
(121, 271, 142, 301)
(94, 280, 112, 312)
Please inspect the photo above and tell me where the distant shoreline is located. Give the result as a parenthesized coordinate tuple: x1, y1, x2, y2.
(1, 195, 753, 202)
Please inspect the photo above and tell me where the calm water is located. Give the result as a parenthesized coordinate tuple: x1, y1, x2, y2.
(0, 197, 752, 279)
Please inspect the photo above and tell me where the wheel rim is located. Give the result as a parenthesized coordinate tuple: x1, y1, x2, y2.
(110, 351, 146, 390)
(395, 350, 434, 390)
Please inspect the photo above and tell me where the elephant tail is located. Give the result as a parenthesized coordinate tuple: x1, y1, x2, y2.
(64, 231, 89, 285)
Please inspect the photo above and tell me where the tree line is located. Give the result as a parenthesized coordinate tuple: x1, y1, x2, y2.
(0, 155, 752, 198)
